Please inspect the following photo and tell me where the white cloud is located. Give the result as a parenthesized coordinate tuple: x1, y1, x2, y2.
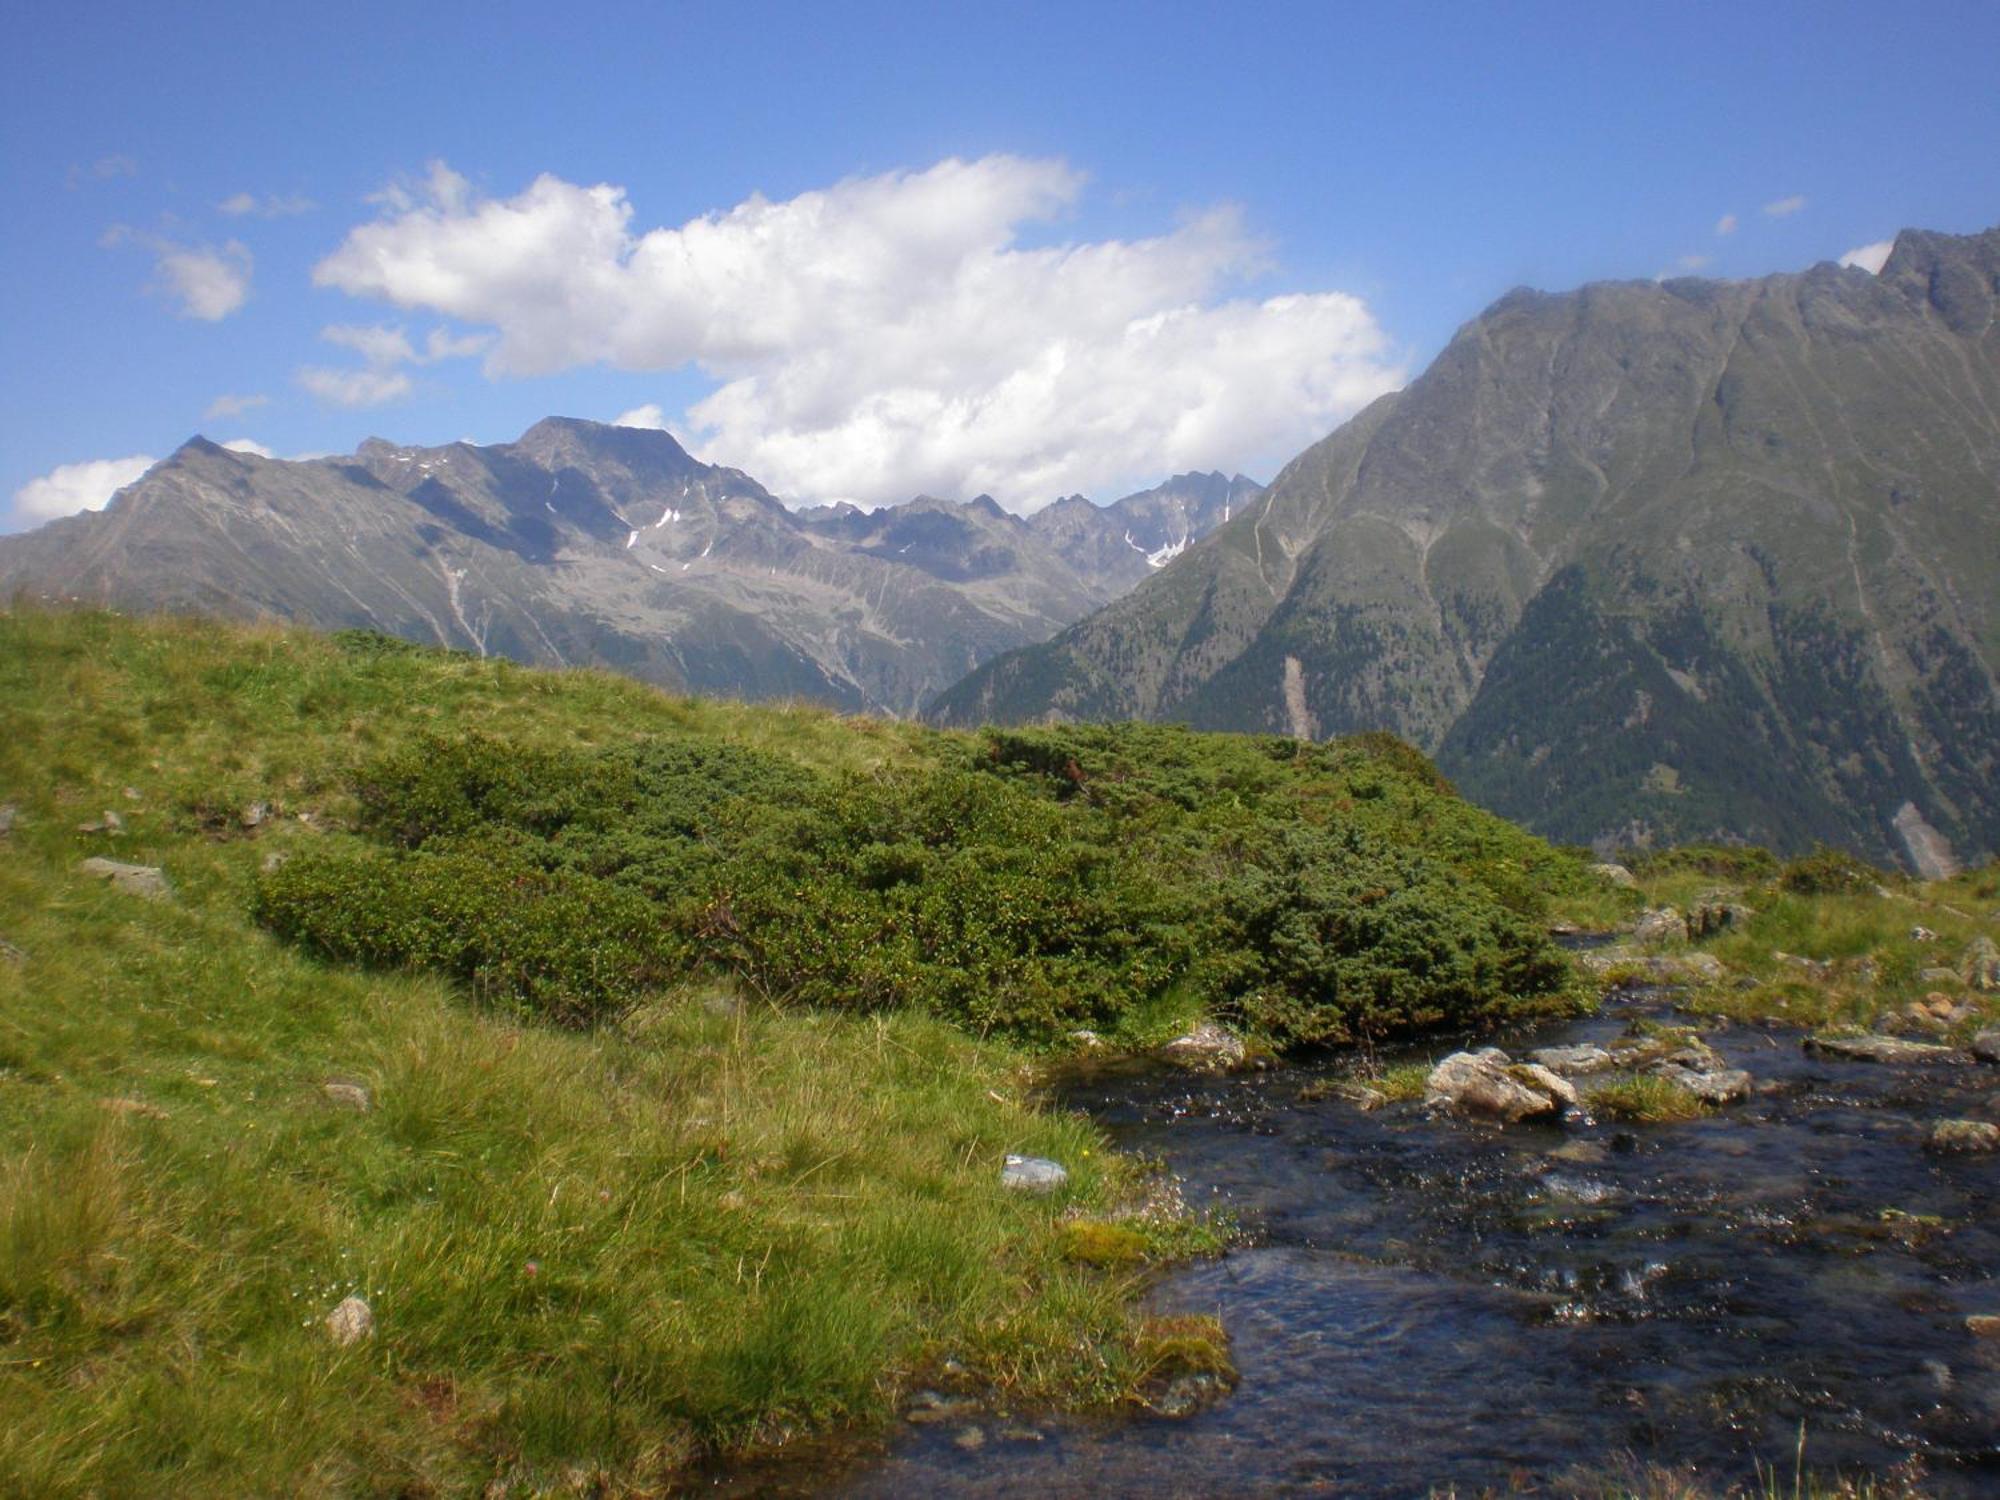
(322, 322, 419, 366)
(613, 403, 671, 430)
(104, 227, 254, 320)
(1675, 253, 1713, 273)
(315, 155, 1404, 508)
(1763, 195, 1807, 218)
(160, 241, 253, 319)
(218, 191, 316, 218)
(11, 454, 155, 525)
(424, 327, 491, 361)
(219, 438, 275, 458)
(1838, 239, 1894, 275)
(203, 392, 269, 420)
(297, 367, 414, 408)
(1715, 213, 1737, 237)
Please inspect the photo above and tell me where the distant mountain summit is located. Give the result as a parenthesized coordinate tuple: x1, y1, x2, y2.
(0, 418, 1253, 716)
(930, 225, 2000, 873)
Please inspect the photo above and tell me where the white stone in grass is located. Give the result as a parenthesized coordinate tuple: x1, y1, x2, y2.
(326, 1296, 374, 1346)
(78, 857, 171, 901)
(1000, 1155, 1068, 1193)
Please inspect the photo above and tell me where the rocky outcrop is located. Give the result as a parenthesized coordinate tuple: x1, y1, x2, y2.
(1424, 1049, 1574, 1122)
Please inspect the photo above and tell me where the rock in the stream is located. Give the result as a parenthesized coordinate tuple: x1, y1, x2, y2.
(1967, 1315, 2000, 1340)
(1632, 907, 1684, 946)
(1653, 1064, 1753, 1105)
(1963, 936, 1999, 992)
(78, 857, 171, 901)
(1804, 1034, 1959, 1065)
(1971, 1030, 2000, 1064)
(1926, 1120, 2000, 1154)
(1159, 1021, 1246, 1072)
(1151, 1372, 1230, 1419)
(325, 1296, 374, 1346)
(1527, 1043, 1618, 1077)
(1424, 1049, 1569, 1123)
(1589, 862, 1637, 889)
(1000, 1155, 1068, 1194)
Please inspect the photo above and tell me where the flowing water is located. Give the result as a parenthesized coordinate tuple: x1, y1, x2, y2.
(719, 984, 2000, 1497)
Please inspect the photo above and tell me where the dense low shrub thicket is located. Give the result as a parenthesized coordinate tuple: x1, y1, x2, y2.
(256, 722, 1585, 1045)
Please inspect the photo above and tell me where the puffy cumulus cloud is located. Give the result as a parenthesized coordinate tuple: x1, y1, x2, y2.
(296, 367, 414, 408)
(1838, 239, 1895, 275)
(105, 227, 254, 320)
(315, 156, 1404, 508)
(10, 454, 155, 526)
(203, 391, 269, 420)
(219, 438, 275, 458)
(613, 403, 671, 430)
(1763, 195, 1807, 218)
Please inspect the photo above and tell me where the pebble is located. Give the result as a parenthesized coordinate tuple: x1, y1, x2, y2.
(1000, 1154, 1068, 1193)
(326, 1296, 374, 1346)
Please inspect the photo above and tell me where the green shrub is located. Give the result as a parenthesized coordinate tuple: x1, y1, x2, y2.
(255, 719, 1580, 1046)
(254, 838, 686, 1025)
(1778, 845, 1883, 896)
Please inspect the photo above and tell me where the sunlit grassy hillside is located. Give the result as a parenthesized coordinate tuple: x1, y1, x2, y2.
(0, 607, 1605, 1494)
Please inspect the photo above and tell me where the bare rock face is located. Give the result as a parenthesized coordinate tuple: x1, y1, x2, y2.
(326, 1296, 374, 1346)
(1425, 1049, 1569, 1123)
(78, 857, 171, 901)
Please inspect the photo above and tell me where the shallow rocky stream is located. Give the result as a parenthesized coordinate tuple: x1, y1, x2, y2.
(718, 983, 2000, 1497)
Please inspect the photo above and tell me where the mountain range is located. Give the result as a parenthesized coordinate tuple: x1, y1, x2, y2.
(930, 224, 2000, 874)
(0, 419, 1256, 717)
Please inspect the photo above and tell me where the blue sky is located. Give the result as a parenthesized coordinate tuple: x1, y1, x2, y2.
(6, 0, 1998, 528)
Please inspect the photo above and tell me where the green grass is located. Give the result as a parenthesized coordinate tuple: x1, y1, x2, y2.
(1583, 1074, 1708, 1124)
(0, 609, 1237, 1494)
(1372, 1062, 1433, 1102)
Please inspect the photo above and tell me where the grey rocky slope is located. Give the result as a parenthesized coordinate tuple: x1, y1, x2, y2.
(929, 225, 2000, 873)
(0, 419, 1248, 716)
